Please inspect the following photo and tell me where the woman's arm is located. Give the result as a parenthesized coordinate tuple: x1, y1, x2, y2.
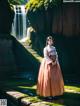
(43, 47, 52, 64)
(56, 49, 58, 62)
(49, 47, 58, 65)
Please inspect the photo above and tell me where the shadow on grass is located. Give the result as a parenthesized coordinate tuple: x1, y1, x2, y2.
(62, 92, 80, 106)
(65, 82, 80, 88)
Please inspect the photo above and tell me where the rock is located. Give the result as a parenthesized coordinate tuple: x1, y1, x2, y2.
(30, 102, 49, 106)
(0, 39, 17, 79)
(21, 98, 32, 106)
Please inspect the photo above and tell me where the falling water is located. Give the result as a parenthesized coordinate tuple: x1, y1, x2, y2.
(11, 5, 27, 40)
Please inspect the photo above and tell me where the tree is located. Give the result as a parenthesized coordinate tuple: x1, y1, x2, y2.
(26, 0, 61, 12)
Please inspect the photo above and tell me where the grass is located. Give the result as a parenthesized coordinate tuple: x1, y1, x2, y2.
(65, 85, 80, 93)
(0, 79, 80, 106)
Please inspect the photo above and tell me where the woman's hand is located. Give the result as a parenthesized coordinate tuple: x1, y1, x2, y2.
(52, 61, 57, 65)
(49, 55, 56, 62)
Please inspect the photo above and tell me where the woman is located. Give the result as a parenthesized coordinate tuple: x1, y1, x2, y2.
(37, 36, 64, 99)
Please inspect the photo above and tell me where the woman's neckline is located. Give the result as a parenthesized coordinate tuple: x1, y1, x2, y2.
(47, 45, 54, 48)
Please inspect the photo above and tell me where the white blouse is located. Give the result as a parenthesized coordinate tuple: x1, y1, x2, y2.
(43, 45, 58, 64)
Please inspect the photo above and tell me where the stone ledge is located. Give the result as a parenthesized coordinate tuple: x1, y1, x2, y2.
(4, 90, 49, 106)
(6, 91, 26, 99)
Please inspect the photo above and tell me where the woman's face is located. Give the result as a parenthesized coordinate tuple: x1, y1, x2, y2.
(48, 39, 53, 46)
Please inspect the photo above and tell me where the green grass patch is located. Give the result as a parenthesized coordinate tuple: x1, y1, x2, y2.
(65, 85, 80, 93)
(0, 79, 80, 106)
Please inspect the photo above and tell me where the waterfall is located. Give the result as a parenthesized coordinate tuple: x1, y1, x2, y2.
(11, 5, 27, 40)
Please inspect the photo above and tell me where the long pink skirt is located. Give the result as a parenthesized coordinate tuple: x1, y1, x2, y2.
(37, 59, 64, 97)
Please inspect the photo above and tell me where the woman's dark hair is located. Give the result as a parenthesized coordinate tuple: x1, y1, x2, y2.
(46, 36, 54, 45)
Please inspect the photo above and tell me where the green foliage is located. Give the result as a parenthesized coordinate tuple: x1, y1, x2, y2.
(26, 0, 44, 12)
(8, 0, 27, 5)
(26, 0, 61, 12)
